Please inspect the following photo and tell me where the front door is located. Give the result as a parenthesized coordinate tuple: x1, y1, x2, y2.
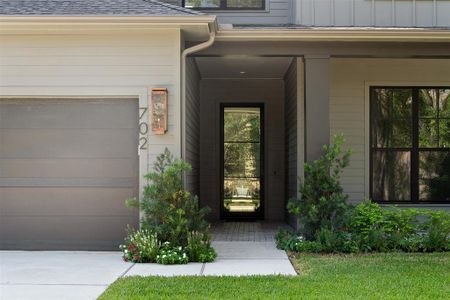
(221, 104, 264, 220)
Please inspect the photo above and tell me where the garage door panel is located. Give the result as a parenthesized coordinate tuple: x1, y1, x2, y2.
(0, 98, 137, 129)
(0, 129, 137, 158)
(0, 158, 136, 178)
(0, 98, 139, 250)
(0, 187, 137, 216)
(0, 215, 138, 250)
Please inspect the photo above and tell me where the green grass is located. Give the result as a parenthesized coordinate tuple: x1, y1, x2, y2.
(99, 253, 449, 300)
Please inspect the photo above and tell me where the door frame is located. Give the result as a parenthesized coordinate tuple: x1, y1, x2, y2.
(220, 102, 265, 220)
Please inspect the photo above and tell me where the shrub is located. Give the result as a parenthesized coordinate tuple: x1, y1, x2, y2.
(383, 207, 421, 250)
(275, 228, 303, 251)
(422, 210, 450, 252)
(315, 227, 359, 253)
(120, 228, 160, 263)
(127, 149, 212, 248)
(187, 231, 217, 263)
(156, 242, 189, 265)
(287, 134, 352, 239)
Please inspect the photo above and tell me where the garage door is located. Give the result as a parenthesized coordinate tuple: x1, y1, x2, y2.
(0, 98, 139, 250)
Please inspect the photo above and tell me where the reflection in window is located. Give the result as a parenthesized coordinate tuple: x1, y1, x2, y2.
(371, 87, 450, 203)
(223, 107, 261, 212)
(184, 0, 264, 9)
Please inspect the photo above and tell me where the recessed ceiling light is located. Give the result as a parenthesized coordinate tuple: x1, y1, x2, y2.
(240, 71, 246, 74)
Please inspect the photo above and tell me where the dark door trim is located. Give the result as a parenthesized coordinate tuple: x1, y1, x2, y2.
(220, 103, 265, 220)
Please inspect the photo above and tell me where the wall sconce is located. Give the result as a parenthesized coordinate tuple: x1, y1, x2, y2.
(151, 88, 168, 135)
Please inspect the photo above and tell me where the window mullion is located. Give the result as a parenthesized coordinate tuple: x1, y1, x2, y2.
(411, 88, 419, 202)
(221, 0, 227, 9)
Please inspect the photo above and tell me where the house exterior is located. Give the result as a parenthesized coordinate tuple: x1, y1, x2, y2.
(0, 0, 449, 250)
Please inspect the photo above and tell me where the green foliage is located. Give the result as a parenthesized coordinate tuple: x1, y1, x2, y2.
(422, 210, 450, 252)
(156, 242, 189, 265)
(275, 228, 303, 251)
(315, 228, 359, 253)
(287, 134, 352, 239)
(129, 148, 211, 247)
(187, 231, 217, 263)
(119, 228, 160, 263)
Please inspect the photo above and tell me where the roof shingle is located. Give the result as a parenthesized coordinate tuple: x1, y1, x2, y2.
(0, 0, 203, 16)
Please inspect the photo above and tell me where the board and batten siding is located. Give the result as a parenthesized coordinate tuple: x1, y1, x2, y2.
(295, 0, 450, 27)
(330, 58, 450, 206)
(0, 29, 182, 176)
(185, 57, 201, 196)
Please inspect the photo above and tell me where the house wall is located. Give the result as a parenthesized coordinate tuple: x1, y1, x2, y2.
(0, 29, 182, 201)
(330, 58, 450, 208)
(185, 57, 201, 196)
(295, 0, 450, 27)
(199, 79, 286, 221)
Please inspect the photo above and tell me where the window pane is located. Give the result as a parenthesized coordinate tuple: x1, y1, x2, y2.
(224, 143, 260, 177)
(226, 0, 264, 8)
(419, 89, 438, 118)
(224, 178, 260, 212)
(224, 108, 260, 142)
(419, 151, 450, 201)
(439, 89, 450, 118)
(419, 118, 438, 147)
(184, 0, 220, 8)
(439, 119, 450, 148)
(371, 88, 412, 148)
(372, 151, 411, 201)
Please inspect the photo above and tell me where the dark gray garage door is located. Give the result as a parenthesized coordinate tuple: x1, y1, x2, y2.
(0, 98, 139, 250)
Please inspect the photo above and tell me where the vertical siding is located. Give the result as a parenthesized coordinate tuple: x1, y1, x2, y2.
(185, 57, 201, 196)
(284, 59, 297, 201)
(0, 29, 182, 178)
(330, 58, 450, 204)
(199, 79, 285, 221)
(296, 0, 450, 27)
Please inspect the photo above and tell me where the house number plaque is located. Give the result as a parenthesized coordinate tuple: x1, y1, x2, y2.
(151, 88, 168, 135)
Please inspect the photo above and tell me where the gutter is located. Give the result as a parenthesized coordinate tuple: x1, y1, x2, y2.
(180, 22, 216, 185)
(216, 28, 450, 42)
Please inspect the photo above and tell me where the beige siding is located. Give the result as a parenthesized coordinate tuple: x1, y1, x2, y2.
(0, 29, 182, 176)
(185, 57, 201, 196)
(330, 58, 450, 204)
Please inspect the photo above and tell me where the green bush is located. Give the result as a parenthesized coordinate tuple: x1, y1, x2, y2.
(119, 228, 160, 263)
(287, 134, 352, 239)
(275, 228, 303, 251)
(127, 149, 211, 246)
(187, 231, 217, 263)
(156, 242, 189, 265)
(422, 210, 450, 252)
(315, 227, 359, 253)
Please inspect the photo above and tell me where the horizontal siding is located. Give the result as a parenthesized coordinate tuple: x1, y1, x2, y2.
(330, 58, 450, 203)
(0, 29, 181, 172)
(296, 0, 450, 27)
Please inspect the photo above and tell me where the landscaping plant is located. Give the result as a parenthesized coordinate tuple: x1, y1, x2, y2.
(124, 148, 216, 264)
(119, 227, 160, 263)
(287, 134, 352, 239)
(156, 242, 189, 265)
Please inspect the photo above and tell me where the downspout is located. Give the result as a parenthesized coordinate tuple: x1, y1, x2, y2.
(180, 23, 216, 187)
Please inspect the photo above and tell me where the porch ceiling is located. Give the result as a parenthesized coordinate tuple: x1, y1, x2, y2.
(195, 56, 293, 79)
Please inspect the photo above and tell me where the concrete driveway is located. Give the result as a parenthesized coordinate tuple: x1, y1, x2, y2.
(0, 251, 131, 300)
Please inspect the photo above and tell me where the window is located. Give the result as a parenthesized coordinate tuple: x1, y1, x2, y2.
(370, 87, 450, 203)
(183, 0, 265, 10)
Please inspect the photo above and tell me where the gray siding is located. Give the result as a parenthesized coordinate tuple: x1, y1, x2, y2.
(284, 59, 297, 201)
(200, 79, 285, 221)
(185, 58, 201, 196)
(296, 0, 450, 27)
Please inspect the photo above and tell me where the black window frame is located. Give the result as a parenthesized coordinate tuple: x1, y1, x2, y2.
(369, 86, 450, 204)
(182, 0, 265, 11)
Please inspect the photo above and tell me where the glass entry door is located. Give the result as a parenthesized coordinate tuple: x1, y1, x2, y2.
(221, 104, 264, 219)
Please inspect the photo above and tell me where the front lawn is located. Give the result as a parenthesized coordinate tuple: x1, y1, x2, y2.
(99, 253, 449, 299)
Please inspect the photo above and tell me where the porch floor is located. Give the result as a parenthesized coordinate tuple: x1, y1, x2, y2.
(210, 221, 289, 242)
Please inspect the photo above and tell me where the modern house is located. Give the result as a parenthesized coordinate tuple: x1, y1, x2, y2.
(0, 0, 449, 250)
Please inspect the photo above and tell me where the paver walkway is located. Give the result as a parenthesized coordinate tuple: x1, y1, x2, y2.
(0, 222, 296, 300)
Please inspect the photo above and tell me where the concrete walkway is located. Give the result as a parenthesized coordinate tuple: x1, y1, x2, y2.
(0, 223, 296, 300)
